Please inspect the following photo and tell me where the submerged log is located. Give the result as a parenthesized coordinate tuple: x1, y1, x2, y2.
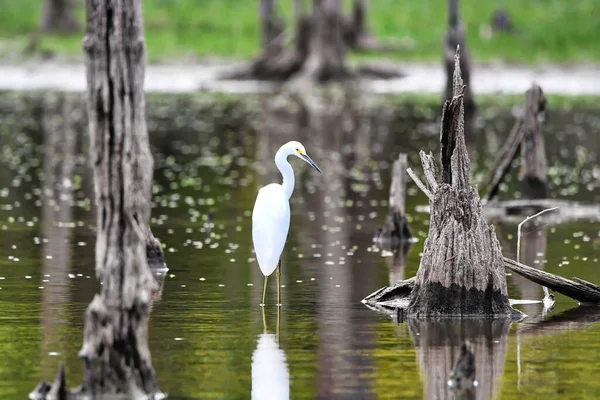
(406, 46, 518, 318)
(373, 153, 412, 244)
(482, 84, 547, 202)
(504, 258, 600, 303)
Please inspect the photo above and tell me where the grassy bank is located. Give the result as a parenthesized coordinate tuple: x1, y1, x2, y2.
(1, 0, 599, 64)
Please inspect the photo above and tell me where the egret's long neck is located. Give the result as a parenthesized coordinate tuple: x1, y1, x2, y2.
(275, 149, 294, 200)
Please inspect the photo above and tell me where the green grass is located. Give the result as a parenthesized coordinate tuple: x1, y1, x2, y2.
(1, 0, 599, 64)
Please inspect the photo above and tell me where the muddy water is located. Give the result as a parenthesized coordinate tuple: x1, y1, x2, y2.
(0, 91, 599, 399)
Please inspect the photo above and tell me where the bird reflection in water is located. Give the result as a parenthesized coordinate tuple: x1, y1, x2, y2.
(251, 307, 290, 400)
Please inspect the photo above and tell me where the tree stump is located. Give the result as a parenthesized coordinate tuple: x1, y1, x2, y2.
(519, 85, 548, 198)
(373, 153, 412, 244)
(482, 84, 547, 202)
(407, 47, 519, 318)
(222, 0, 402, 82)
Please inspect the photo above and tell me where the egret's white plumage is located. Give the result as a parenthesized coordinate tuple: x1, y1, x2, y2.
(252, 184, 290, 277)
(252, 141, 321, 306)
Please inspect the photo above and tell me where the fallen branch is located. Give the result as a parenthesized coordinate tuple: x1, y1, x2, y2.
(504, 257, 600, 303)
(364, 257, 600, 310)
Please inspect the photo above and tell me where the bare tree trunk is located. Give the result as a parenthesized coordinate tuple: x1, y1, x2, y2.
(41, 0, 81, 33)
(77, 0, 160, 396)
(374, 153, 412, 243)
(260, 0, 285, 55)
(444, 0, 475, 143)
(301, 0, 349, 81)
(519, 85, 548, 198)
(481, 84, 547, 202)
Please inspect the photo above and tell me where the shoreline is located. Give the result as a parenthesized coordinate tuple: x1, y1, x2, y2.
(1, 61, 599, 96)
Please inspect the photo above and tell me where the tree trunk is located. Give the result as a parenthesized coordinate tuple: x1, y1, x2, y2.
(301, 0, 349, 81)
(78, 0, 160, 396)
(481, 84, 547, 202)
(41, 0, 81, 33)
(260, 0, 285, 56)
(374, 153, 412, 243)
(519, 85, 548, 198)
(407, 47, 519, 318)
(444, 0, 475, 143)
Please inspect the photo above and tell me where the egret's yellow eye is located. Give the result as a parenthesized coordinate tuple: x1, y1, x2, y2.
(296, 148, 303, 154)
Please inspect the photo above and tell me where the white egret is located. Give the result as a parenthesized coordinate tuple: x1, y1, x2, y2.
(252, 141, 321, 306)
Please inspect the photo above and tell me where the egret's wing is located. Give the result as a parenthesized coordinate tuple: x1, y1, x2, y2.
(252, 184, 290, 276)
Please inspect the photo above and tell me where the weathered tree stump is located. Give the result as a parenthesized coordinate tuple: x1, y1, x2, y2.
(519, 86, 548, 198)
(444, 0, 475, 143)
(373, 153, 412, 244)
(222, 0, 402, 82)
(31, 0, 164, 398)
(407, 47, 519, 318)
(482, 84, 547, 202)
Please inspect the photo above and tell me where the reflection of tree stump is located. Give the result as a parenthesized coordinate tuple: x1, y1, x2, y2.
(409, 319, 510, 400)
(407, 47, 519, 318)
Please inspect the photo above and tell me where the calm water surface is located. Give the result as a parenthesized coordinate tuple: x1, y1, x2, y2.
(0, 92, 600, 399)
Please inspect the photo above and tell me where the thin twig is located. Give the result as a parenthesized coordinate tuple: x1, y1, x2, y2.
(407, 167, 432, 200)
(516, 207, 558, 263)
(516, 207, 558, 300)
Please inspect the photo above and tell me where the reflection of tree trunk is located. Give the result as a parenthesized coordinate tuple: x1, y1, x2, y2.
(41, 93, 76, 377)
(41, 0, 81, 33)
(409, 319, 511, 400)
(387, 243, 412, 284)
(312, 107, 364, 398)
(515, 225, 547, 315)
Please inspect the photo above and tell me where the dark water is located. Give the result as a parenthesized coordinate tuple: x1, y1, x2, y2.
(1, 91, 600, 399)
